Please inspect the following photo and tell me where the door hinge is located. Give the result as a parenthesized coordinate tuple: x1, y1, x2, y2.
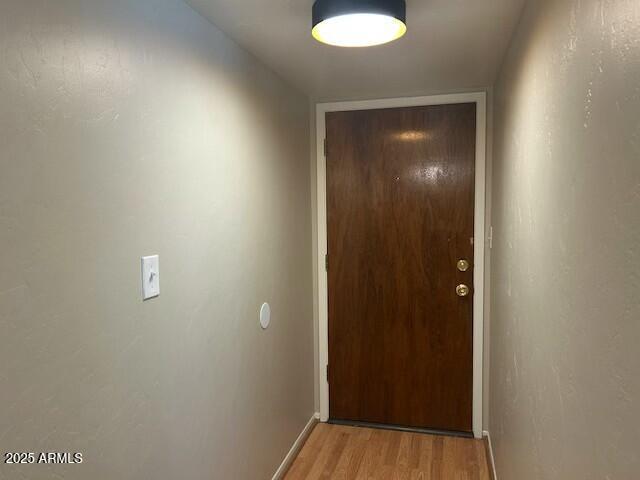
(325, 253, 329, 271)
(326, 364, 329, 382)
(324, 138, 328, 157)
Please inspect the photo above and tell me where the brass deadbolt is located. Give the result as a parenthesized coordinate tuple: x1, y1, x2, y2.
(457, 259, 470, 272)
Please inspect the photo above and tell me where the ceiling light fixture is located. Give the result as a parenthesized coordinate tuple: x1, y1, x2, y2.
(312, 0, 407, 48)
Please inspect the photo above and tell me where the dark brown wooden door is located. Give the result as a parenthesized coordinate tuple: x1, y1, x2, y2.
(326, 103, 476, 433)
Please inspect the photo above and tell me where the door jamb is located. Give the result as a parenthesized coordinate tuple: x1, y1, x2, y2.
(315, 92, 487, 439)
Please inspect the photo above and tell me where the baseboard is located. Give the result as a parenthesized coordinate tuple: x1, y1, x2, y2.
(272, 413, 320, 480)
(482, 430, 497, 480)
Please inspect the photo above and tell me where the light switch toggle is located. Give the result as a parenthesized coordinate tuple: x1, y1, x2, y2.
(141, 255, 160, 300)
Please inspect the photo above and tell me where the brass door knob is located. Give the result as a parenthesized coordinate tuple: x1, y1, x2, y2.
(457, 259, 470, 272)
(456, 284, 470, 297)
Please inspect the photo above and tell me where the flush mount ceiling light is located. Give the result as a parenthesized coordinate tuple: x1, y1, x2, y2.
(312, 0, 407, 48)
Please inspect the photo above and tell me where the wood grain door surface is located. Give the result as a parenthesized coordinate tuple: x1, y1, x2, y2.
(326, 103, 476, 433)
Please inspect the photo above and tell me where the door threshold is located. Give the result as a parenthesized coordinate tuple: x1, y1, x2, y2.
(328, 419, 473, 439)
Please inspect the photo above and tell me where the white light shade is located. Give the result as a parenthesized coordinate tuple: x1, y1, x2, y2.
(312, 13, 407, 47)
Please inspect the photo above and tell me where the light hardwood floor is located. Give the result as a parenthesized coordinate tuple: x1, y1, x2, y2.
(284, 423, 491, 480)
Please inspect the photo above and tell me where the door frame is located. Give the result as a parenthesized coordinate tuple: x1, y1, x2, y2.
(315, 92, 487, 438)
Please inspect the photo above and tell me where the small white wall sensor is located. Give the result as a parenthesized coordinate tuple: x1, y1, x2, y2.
(260, 303, 271, 329)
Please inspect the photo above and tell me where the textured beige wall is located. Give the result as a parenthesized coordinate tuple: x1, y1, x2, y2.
(490, 0, 640, 478)
(0, 1, 313, 479)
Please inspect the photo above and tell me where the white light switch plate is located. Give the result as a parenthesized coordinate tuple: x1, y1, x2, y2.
(141, 255, 160, 300)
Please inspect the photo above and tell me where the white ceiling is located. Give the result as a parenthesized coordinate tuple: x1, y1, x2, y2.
(185, 0, 526, 101)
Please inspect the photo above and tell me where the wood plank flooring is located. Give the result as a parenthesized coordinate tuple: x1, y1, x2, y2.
(284, 423, 491, 480)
